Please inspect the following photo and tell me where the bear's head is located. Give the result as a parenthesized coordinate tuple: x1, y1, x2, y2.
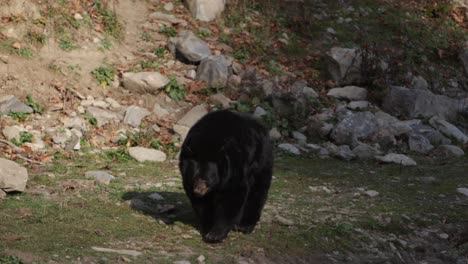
(192, 161, 219, 197)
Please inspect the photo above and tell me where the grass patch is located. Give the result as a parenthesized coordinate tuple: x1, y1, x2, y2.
(91, 66, 115, 88)
(10, 132, 33, 147)
(164, 77, 187, 101)
(159, 25, 177, 37)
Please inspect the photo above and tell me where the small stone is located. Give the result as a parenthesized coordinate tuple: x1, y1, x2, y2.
(347, 101, 369, 110)
(274, 215, 294, 226)
(364, 190, 379, 197)
(124, 105, 151, 127)
(74, 13, 83, 20)
(375, 153, 417, 166)
(129, 147, 167, 162)
(438, 233, 449, 239)
(173, 261, 191, 264)
(269, 128, 281, 140)
(85, 171, 115, 185)
(208, 93, 231, 109)
(327, 86, 367, 101)
(291, 131, 307, 144)
(163, 2, 174, 11)
(253, 106, 267, 118)
(457, 188, 468, 196)
(197, 255, 206, 263)
(148, 193, 164, 200)
(278, 143, 300, 155)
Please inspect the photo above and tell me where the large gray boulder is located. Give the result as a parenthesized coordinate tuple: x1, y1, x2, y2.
(172, 30, 211, 63)
(122, 72, 170, 95)
(0, 158, 28, 192)
(382, 86, 464, 121)
(184, 0, 225, 22)
(331, 111, 379, 145)
(429, 116, 468, 144)
(0, 95, 33, 114)
(177, 105, 208, 127)
(124, 106, 151, 127)
(325, 47, 362, 85)
(327, 86, 367, 101)
(196, 55, 229, 88)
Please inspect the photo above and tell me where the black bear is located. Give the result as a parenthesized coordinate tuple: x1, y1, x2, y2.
(179, 109, 273, 243)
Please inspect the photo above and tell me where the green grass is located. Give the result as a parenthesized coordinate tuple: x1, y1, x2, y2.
(1, 154, 466, 263)
(91, 66, 115, 87)
(159, 26, 177, 37)
(10, 132, 33, 147)
(164, 77, 187, 101)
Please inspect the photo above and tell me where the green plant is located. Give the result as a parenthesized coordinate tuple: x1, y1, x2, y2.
(140, 32, 151, 42)
(159, 25, 177, 37)
(165, 77, 187, 101)
(150, 138, 163, 150)
(16, 47, 34, 59)
(101, 38, 113, 50)
(0, 255, 23, 264)
(26, 95, 44, 114)
(139, 60, 159, 70)
(8, 112, 29, 121)
(152, 47, 166, 58)
(267, 60, 283, 75)
(59, 36, 78, 51)
(83, 114, 97, 127)
(10, 132, 34, 147)
(93, 0, 123, 38)
(91, 66, 115, 87)
(102, 149, 132, 162)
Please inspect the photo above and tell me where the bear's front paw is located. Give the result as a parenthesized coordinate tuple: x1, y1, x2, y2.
(203, 230, 228, 243)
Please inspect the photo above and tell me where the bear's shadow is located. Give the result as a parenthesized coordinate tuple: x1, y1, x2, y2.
(121, 191, 198, 229)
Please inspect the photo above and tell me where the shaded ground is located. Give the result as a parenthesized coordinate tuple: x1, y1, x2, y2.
(1, 153, 467, 263)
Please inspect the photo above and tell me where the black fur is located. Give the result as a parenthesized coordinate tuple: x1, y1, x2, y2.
(179, 110, 273, 243)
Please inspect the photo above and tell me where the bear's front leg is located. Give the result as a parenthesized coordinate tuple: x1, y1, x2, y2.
(203, 188, 247, 243)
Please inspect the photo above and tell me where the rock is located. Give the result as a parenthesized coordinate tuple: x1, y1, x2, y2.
(0, 189, 6, 198)
(325, 47, 362, 85)
(335, 145, 355, 161)
(431, 145, 465, 158)
(278, 143, 300, 155)
(274, 215, 294, 226)
(364, 190, 379, 197)
(148, 12, 188, 26)
(0, 158, 28, 192)
(208, 93, 231, 109)
(347, 101, 369, 110)
(185, 0, 225, 22)
(64, 133, 80, 152)
(408, 133, 434, 154)
(173, 124, 190, 141)
(153, 103, 170, 119)
(429, 116, 468, 144)
(0, 95, 33, 114)
(163, 2, 174, 11)
(62, 116, 86, 131)
(253, 106, 267, 118)
(197, 255, 206, 263)
(105, 97, 121, 109)
(269, 128, 281, 140)
(86, 107, 123, 127)
(352, 143, 382, 159)
(177, 105, 208, 127)
(124, 106, 151, 127)
(306, 118, 333, 140)
(85, 171, 115, 185)
(129, 147, 167, 162)
(382, 86, 464, 121)
(411, 75, 429, 91)
(291, 79, 318, 98)
(374, 111, 400, 127)
(292, 131, 307, 144)
(2, 125, 26, 140)
(197, 56, 229, 88)
(375, 153, 417, 166)
(52, 128, 72, 145)
(457, 188, 468, 196)
(122, 72, 170, 95)
(91, 247, 142, 257)
(173, 261, 191, 264)
(173, 30, 211, 62)
(331, 111, 378, 145)
(148, 193, 164, 200)
(327, 86, 367, 101)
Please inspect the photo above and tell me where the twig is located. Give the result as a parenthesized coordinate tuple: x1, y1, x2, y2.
(0, 139, 23, 153)
(16, 155, 45, 165)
